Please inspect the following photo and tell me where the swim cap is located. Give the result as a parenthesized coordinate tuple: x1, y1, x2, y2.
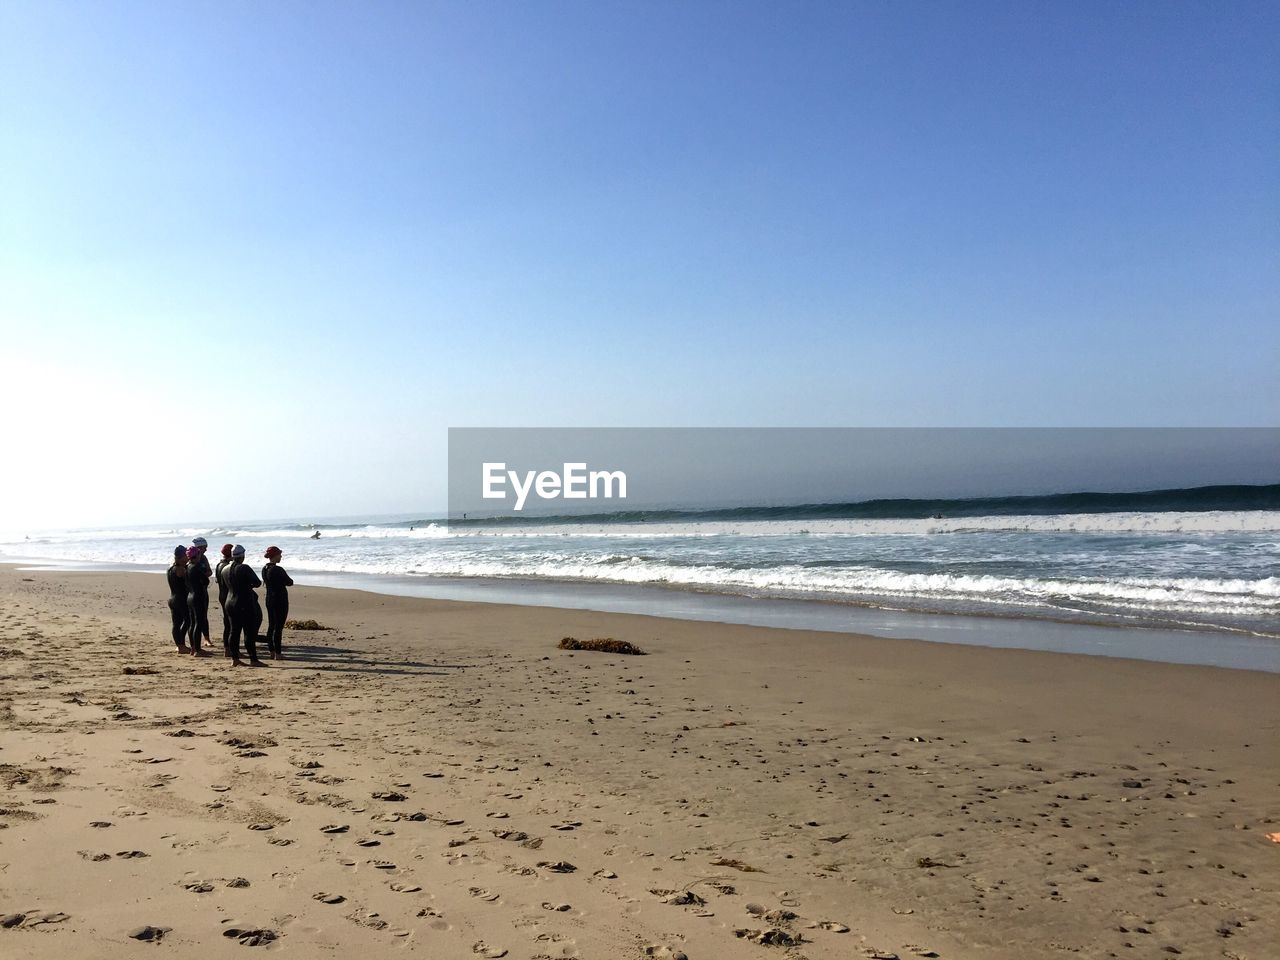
(193, 536, 208, 548)
(231, 544, 245, 558)
(174, 545, 187, 558)
(264, 545, 281, 558)
(186, 546, 201, 560)
(220, 544, 233, 557)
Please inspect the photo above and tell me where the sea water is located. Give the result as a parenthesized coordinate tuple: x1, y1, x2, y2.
(4, 486, 1277, 640)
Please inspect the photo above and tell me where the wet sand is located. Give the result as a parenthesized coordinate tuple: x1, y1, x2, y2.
(0, 565, 1276, 959)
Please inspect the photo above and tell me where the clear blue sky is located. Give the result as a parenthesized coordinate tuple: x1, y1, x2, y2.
(1, 1, 1276, 527)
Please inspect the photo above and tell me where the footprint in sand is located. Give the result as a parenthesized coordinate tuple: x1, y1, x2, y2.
(371, 828, 395, 836)
(468, 887, 499, 902)
(117, 850, 149, 859)
(78, 851, 111, 862)
(184, 882, 214, 894)
(267, 837, 294, 846)
(389, 882, 421, 893)
(222, 927, 278, 946)
(226, 878, 250, 888)
(320, 824, 349, 834)
(369, 860, 396, 870)
(312, 892, 346, 904)
(128, 925, 171, 942)
(3, 912, 69, 929)
(356, 838, 381, 847)
(247, 823, 274, 831)
(551, 822, 582, 831)
(541, 902, 571, 912)
(89, 821, 112, 828)
(472, 941, 508, 958)
(537, 861, 577, 873)
(814, 920, 850, 932)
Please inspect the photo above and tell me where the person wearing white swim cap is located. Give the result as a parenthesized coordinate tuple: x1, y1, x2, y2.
(190, 536, 213, 581)
(224, 545, 265, 667)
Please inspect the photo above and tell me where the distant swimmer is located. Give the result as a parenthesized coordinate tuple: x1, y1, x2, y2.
(261, 546, 294, 661)
(225, 544, 265, 667)
(215, 544, 234, 657)
(166, 546, 190, 653)
(185, 546, 211, 656)
(311, 530, 321, 539)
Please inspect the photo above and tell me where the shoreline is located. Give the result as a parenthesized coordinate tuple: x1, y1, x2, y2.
(5, 560, 1278, 674)
(1, 565, 1278, 958)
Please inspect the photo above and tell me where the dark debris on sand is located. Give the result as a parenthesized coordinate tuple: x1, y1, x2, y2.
(558, 637, 646, 655)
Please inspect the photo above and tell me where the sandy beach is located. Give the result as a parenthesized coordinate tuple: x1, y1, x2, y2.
(0, 564, 1276, 959)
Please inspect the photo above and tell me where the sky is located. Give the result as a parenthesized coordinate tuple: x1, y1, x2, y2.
(1, 1, 1277, 529)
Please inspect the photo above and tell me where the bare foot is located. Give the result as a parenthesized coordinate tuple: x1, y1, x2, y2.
(249, 659, 267, 667)
(232, 659, 245, 668)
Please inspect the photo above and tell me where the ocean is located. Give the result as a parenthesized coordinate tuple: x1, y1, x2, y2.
(3, 484, 1278, 640)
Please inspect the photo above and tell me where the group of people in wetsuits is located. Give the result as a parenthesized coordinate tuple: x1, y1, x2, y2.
(165, 536, 294, 667)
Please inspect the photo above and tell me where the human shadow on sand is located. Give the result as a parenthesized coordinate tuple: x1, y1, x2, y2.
(271, 643, 470, 677)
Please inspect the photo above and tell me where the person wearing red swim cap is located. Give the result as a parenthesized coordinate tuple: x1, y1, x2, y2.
(261, 546, 294, 660)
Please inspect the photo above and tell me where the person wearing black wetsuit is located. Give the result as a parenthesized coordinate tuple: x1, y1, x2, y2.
(191, 536, 213, 580)
(166, 546, 190, 652)
(215, 543, 234, 657)
(261, 545, 294, 660)
(185, 545, 211, 656)
(226, 544, 265, 667)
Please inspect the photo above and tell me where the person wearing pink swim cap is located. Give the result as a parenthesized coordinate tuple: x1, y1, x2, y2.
(184, 546, 211, 657)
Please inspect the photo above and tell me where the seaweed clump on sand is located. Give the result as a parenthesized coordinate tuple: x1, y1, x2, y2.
(285, 619, 331, 631)
(558, 637, 646, 656)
